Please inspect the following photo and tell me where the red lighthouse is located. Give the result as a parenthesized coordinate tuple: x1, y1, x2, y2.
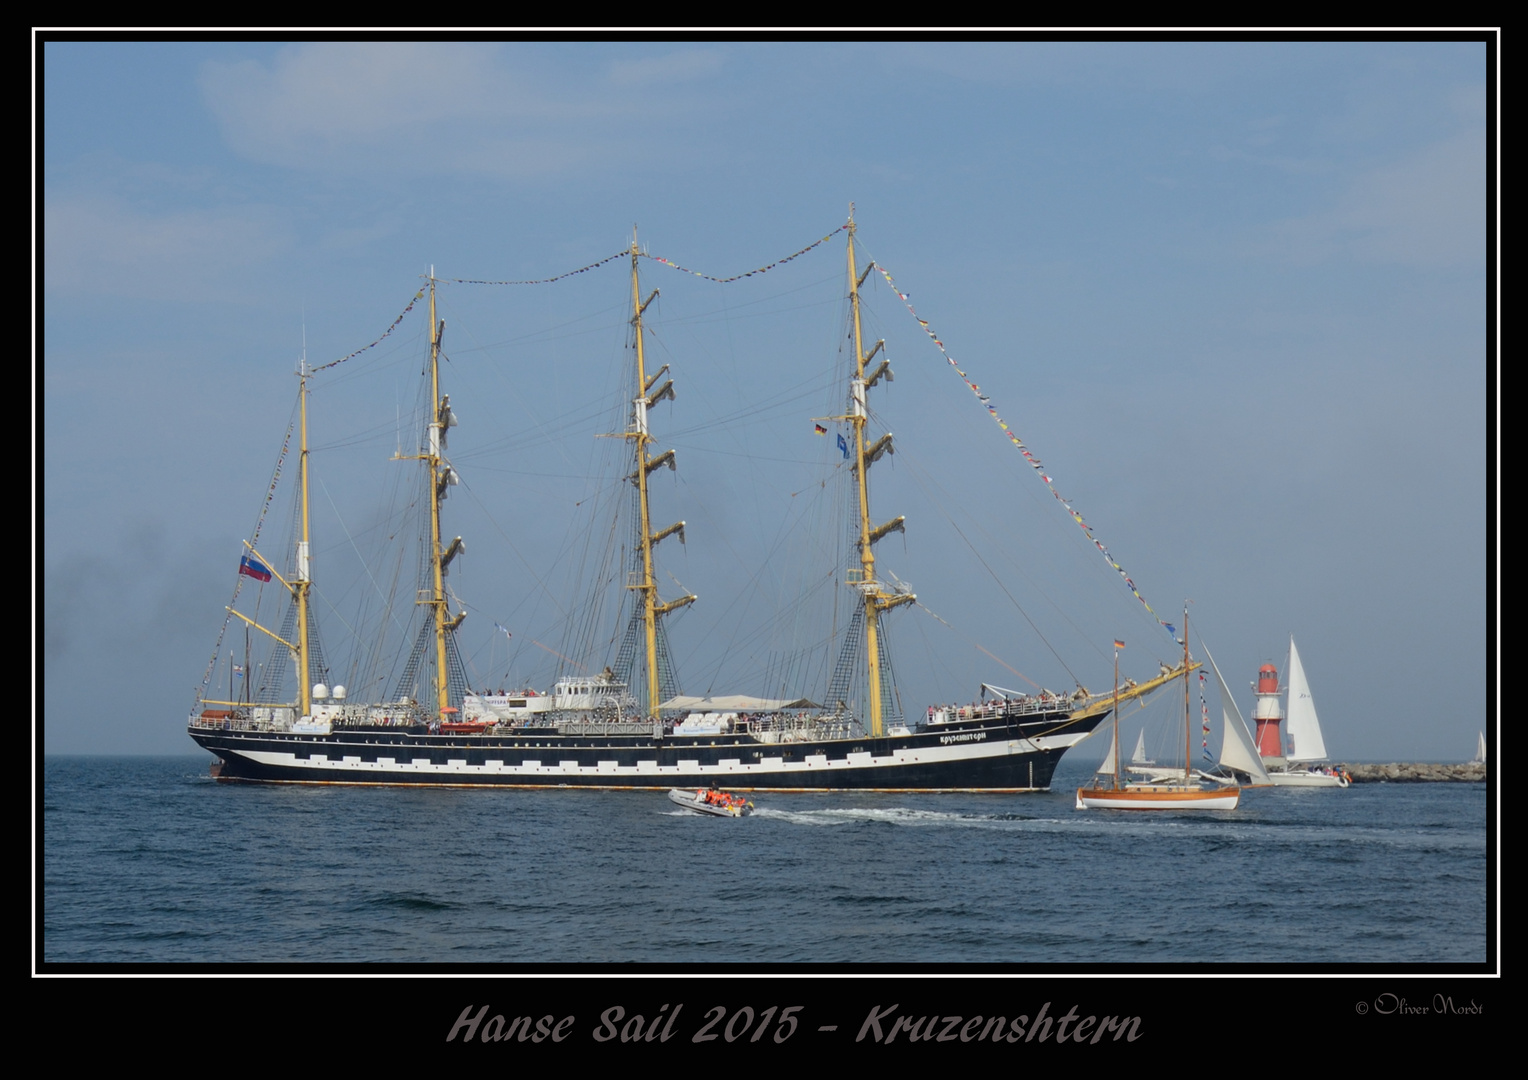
(1252, 662, 1286, 765)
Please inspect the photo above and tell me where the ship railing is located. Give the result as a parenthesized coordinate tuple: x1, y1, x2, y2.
(745, 712, 862, 742)
(189, 712, 277, 732)
(926, 696, 1077, 724)
(552, 716, 654, 736)
(190, 706, 427, 732)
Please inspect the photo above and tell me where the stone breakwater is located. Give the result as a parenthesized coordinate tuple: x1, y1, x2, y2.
(1339, 763, 1486, 783)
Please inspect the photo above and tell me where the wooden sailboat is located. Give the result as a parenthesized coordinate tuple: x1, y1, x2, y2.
(1076, 610, 1241, 810)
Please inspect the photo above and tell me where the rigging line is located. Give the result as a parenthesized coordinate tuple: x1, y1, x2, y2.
(864, 254, 1179, 644)
(660, 269, 843, 321)
(443, 250, 627, 286)
(937, 502, 1082, 687)
(314, 285, 427, 373)
(522, 638, 583, 669)
(669, 443, 825, 467)
(640, 224, 848, 284)
(666, 490, 841, 695)
(656, 293, 843, 328)
(431, 280, 627, 352)
(458, 369, 621, 429)
(462, 401, 626, 462)
(911, 602, 1041, 690)
(686, 597, 844, 699)
(453, 474, 570, 621)
(663, 462, 821, 660)
(659, 370, 840, 438)
(197, 406, 299, 704)
(448, 311, 630, 356)
(472, 345, 632, 481)
(890, 440, 1122, 672)
(312, 475, 413, 646)
(313, 325, 423, 392)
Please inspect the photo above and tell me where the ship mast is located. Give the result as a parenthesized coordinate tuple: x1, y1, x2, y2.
(845, 210, 914, 737)
(1182, 604, 1192, 787)
(220, 357, 314, 715)
(389, 270, 469, 720)
(627, 230, 695, 717)
(295, 353, 312, 717)
(1112, 643, 1121, 789)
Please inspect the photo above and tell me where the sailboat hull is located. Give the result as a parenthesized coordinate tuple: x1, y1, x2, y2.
(1075, 784, 1241, 810)
(189, 708, 1102, 792)
(1265, 769, 1347, 788)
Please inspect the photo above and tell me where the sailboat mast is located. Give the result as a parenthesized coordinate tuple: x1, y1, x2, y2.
(1113, 644, 1121, 788)
(628, 231, 694, 717)
(295, 354, 313, 717)
(844, 212, 912, 737)
(1182, 605, 1192, 785)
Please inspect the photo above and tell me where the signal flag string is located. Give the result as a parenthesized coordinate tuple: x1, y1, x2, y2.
(868, 259, 1179, 643)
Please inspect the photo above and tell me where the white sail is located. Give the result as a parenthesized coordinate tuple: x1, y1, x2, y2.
(1472, 731, 1486, 765)
(1130, 729, 1152, 764)
(1204, 644, 1272, 784)
(1284, 636, 1327, 763)
(1097, 733, 1117, 775)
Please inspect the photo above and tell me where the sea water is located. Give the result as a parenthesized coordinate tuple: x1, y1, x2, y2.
(41, 754, 1489, 965)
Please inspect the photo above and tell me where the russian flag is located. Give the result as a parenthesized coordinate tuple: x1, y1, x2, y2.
(239, 555, 273, 582)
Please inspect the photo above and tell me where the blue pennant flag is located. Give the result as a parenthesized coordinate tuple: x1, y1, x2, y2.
(836, 433, 851, 460)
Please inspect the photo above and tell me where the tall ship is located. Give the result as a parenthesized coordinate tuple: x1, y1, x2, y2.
(188, 220, 1190, 790)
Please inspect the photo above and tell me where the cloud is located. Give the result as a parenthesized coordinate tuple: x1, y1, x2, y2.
(608, 49, 724, 87)
(879, 41, 1263, 93)
(199, 43, 661, 179)
(1253, 127, 1485, 269)
(43, 193, 293, 299)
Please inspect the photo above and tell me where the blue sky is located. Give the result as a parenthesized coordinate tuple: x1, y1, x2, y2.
(41, 40, 1492, 760)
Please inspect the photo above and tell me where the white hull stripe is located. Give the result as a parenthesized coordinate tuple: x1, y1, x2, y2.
(234, 733, 1075, 777)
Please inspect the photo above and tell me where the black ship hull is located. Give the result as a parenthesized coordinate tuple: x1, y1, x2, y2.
(188, 708, 1103, 792)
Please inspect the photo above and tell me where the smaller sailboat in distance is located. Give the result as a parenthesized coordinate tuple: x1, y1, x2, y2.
(1253, 635, 1348, 787)
(1076, 614, 1241, 811)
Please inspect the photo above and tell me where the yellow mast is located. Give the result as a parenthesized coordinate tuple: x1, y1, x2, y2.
(426, 272, 467, 718)
(627, 230, 694, 717)
(844, 211, 914, 737)
(388, 269, 466, 720)
(295, 353, 313, 717)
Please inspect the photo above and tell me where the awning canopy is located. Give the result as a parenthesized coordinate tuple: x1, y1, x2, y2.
(659, 694, 821, 712)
